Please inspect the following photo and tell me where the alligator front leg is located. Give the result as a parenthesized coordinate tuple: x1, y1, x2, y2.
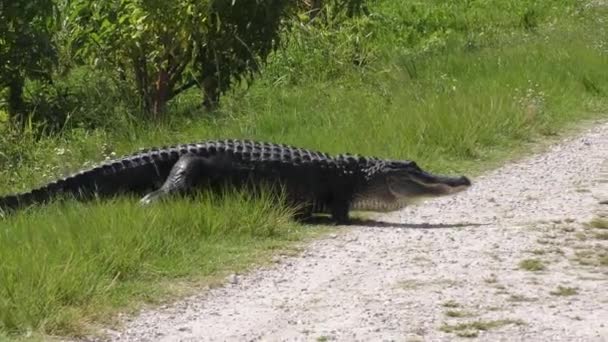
(330, 199, 352, 224)
(140, 154, 241, 205)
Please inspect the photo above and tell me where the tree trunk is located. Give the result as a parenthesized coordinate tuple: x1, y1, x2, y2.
(7, 76, 25, 127)
(152, 69, 170, 118)
(132, 54, 150, 115)
(202, 75, 219, 111)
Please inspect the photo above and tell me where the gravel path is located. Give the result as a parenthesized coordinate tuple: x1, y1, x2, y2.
(107, 120, 608, 342)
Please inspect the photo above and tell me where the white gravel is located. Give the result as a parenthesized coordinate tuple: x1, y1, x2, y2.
(102, 120, 608, 342)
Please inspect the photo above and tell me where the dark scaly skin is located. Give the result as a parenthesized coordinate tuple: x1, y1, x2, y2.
(0, 140, 365, 217)
(0, 139, 471, 222)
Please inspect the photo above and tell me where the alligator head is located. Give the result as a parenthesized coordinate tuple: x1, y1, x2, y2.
(352, 160, 471, 212)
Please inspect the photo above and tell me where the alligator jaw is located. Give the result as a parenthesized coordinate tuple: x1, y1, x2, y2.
(415, 175, 472, 195)
(349, 162, 472, 213)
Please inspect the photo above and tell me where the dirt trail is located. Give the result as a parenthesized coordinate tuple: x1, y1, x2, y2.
(108, 120, 608, 342)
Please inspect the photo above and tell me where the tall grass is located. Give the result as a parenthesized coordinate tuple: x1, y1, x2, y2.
(0, 0, 607, 338)
(0, 192, 303, 336)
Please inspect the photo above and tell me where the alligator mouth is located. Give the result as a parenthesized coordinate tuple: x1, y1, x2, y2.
(388, 169, 472, 198)
(411, 171, 472, 195)
(410, 169, 471, 194)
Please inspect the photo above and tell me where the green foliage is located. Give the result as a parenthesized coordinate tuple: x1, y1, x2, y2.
(24, 67, 137, 131)
(268, 0, 583, 85)
(66, 0, 291, 117)
(188, 0, 291, 110)
(267, 2, 378, 85)
(295, 0, 369, 21)
(0, 0, 58, 124)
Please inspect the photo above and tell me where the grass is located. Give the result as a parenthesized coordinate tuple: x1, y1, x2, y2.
(588, 218, 608, 229)
(595, 232, 608, 240)
(0, 0, 607, 339)
(550, 286, 579, 296)
(445, 310, 473, 318)
(440, 319, 525, 338)
(573, 248, 608, 267)
(397, 280, 423, 290)
(0, 191, 319, 337)
(442, 300, 461, 308)
(569, 217, 608, 267)
(518, 259, 546, 272)
(508, 294, 538, 303)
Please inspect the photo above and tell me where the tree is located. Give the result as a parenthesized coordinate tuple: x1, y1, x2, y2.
(0, 0, 57, 125)
(68, 0, 292, 118)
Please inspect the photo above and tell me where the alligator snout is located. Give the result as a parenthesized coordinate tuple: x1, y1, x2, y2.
(450, 176, 472, 187)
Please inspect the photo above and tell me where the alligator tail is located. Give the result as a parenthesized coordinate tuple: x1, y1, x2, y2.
(0, 150, 178, 215)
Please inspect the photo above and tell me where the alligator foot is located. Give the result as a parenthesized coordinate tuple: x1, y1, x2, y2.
(140, 153, 246, 205)
(330, 199, 351, 224)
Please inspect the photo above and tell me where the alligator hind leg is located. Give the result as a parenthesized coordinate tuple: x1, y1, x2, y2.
(331, 201, 351, 224)
(140, 154, 242, 205)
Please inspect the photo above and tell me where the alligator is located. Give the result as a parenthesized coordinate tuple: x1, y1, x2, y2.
(0, 139, 471, 222)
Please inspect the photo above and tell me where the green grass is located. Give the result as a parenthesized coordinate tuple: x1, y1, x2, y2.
(588, 218, 608, 229)
(595, 232, 608, 240)
(442, 300, 461, 308)
(0, 191, 317, 337)
(440, 319, 525, 338)
(574, 248, 608, 267)
(518, 259, 546, 272)
(445, 310, 473, 318)
(550, 286, 579, 296)
(0, 0, 607, 339)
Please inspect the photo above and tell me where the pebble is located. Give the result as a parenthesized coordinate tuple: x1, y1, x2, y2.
(228, 274, 239, 284)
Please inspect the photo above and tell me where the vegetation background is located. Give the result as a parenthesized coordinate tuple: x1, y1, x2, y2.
(0, 0, 606, 339)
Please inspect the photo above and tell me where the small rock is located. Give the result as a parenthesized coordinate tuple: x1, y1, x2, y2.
(228, 274, 239, 284)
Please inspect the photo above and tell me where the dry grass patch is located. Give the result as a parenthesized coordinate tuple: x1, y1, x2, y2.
(518, 259, 546, 271)
(508, 294, 538, 302)
(549, 286, 578, 296)
(588, 218, 608, 229)
(442, 300, 461, 308)
(440, 319, 525, 338)
(445, 310, 474, 318)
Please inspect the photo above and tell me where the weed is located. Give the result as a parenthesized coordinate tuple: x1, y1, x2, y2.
(445, 310, 473, 318)
(397, 280, 422, 290)
(572, 248, 608, 267)
(440, 319, 525, 338)
(561, 226, 576, 233)
(518, 259, 546, 272)
(442, 300, 461, 308)
(550, 286, 579, 296)
(508, 294, 538, 302)
(589, 218, 608, 229)
(594, 232, 608, 240)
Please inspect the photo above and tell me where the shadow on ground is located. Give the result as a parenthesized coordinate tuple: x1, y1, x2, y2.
(302, 216, 489, 229)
